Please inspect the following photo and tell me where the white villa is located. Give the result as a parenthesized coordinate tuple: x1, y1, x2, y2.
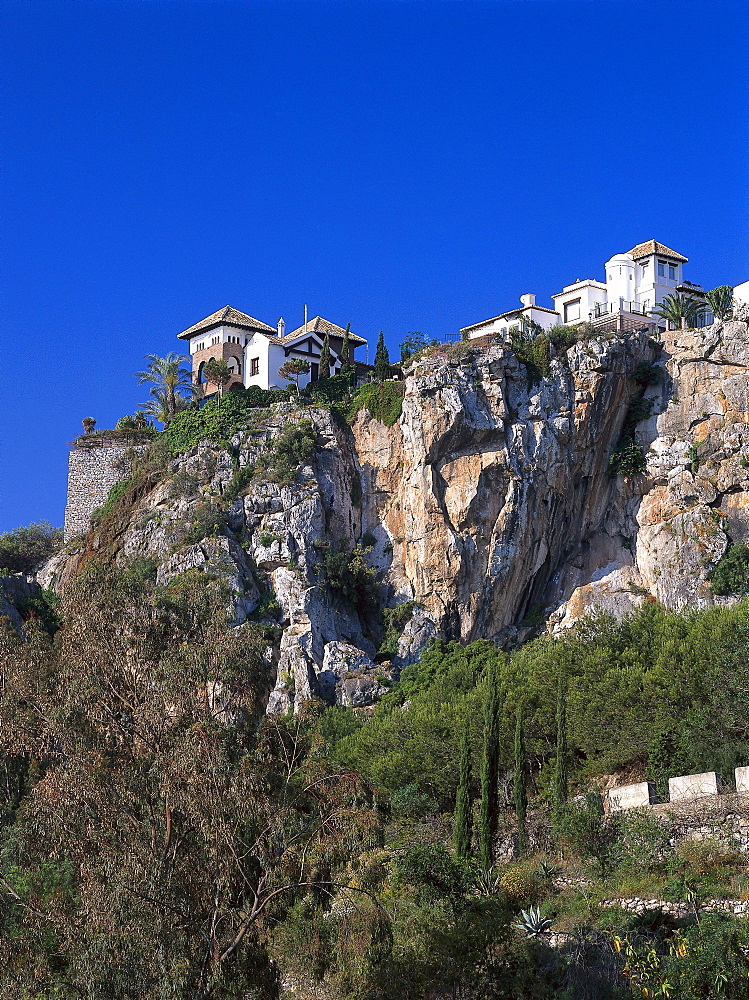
(461, 240, 713, 342)
(177, 306, 368, 396)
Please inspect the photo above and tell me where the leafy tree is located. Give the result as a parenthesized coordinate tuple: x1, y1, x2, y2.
(135, 352, 198, 423)
(453, 721, 473, 859)
(513, 704, 527, 856)
(278, 357, 311, 396)
(650, 292, 706, 330)
(0, 521, 63, 575)
(553, 673, 568, 813)
(0, 565, 380, 997)
(203, 356, 234, 405)
(399, 331, 439, 363)
(115, 411, 150, 430)
(479, 661, 501, 871)
(139, 386, 194, 427)
(373, 331, 390, 381)
(319, 331, 332, 379)
(705, 284, 735, 321)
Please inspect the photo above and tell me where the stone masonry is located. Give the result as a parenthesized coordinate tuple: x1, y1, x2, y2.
(64, 441, 146, 540)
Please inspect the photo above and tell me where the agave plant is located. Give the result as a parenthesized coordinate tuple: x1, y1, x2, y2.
(705, 285, 735, 321)
(513, 905, 553, 938)
(650, 292, 706, 330)
(538, 860, 559, 881)
(471, 864, 503, 897)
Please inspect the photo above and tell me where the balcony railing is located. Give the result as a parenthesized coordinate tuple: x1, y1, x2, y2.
(593, 300, 651, 319)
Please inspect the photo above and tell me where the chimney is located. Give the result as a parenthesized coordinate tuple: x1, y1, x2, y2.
(519, 293, 537, 308)
(277, 317, 285, 338)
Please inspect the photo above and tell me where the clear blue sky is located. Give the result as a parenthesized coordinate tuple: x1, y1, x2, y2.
(2, 0, 747, 532)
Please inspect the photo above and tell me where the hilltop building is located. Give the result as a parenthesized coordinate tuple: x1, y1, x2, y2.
(177, 306, 368, 396)
(461, 240, 712, 342)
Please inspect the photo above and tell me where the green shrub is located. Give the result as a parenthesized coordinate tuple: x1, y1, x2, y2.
(90, 476, 140, 525)
(305, 372, 356, 404)
(709, 544, 749, 595)
(377, 601, 419, 660)
(182, 502, 228, 544)
(608, 398, 653, 476)
(510, 333, 552, 384)
(390, 783, 438, 820)
(165, 386, 287, 454)
(265, 418, 318, 485)
(13, 587, 61, 635)
(318, 540, 379, 615)
(347, 381, 404, 427)
(608, 440, 647, 477)
(632, 361, 661, 387)
(0, 521, 63, 575)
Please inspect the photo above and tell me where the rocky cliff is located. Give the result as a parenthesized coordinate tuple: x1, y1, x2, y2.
(39, 314, 749, 712)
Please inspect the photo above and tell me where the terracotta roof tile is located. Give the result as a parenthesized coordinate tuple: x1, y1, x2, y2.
(178, 306, 276, 340)
(286, 316, 367, 344)
(629, 240, 688, 263)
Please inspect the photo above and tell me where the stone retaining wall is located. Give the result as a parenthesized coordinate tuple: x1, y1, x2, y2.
(64, 442, 146, 540)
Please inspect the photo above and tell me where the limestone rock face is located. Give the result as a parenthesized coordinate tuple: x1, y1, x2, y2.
(353, 334, 658, 639)
(46, 317, 749, 710)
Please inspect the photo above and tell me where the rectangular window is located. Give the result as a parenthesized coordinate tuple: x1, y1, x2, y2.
(668, 263, 677, 280)
(310, 363, 319, 382)
(564, 299, 581, 323)
(658, 261, 666, 277)
(250, 358, 259, 376)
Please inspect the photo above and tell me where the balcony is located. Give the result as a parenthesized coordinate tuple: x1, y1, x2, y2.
(593, 300, 651, 319)
(591, 300, 657, 335)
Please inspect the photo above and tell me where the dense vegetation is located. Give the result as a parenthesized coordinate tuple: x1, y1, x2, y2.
(3, 580, 749, 997)
(0, 521, 63, 575)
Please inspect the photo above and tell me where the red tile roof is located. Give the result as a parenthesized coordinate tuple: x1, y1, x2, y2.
(178, 305, 276, 340)
(629, 240, 688, 263)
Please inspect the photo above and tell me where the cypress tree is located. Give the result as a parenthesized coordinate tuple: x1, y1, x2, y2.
(319, 332, 331, 379)
(514, 703, 527, 856)
(554, 673, 568, 813)
(340, 323, 355, 379)
(373, 331, 390, 381)
(479, 661, 501, 871)
(454, 721, 473, 859)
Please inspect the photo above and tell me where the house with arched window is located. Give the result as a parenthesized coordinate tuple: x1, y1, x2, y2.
(178, 306, 368, 396)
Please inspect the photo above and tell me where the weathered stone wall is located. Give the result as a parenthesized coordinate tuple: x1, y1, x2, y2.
(64, 442, 145, 540)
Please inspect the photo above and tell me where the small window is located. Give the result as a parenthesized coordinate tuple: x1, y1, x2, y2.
(250, 358, 260, 376)
(658, 261, 666, 277)
(668, 264, 677, 280)
(564, 299, 581, 323)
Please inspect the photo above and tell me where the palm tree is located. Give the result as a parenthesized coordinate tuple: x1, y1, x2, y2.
(705, 285, 734, 322)
(135, 353, 198, 420)
(650, 292, 706, 330)
(139, 389, 193, 428)
(203, 357, 233, 406)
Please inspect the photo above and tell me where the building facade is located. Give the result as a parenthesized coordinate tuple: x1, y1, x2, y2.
(462, 240, 716, 342)
(177, 306, 367, 395)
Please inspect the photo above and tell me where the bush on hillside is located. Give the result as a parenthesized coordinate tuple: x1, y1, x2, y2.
(346, 381, 405, 427)
(709, 543, 749, 596)
(0, 521, 63, 575)
(165, 385, 288, 453)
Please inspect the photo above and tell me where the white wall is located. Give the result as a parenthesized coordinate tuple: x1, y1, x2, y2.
(733, 280, 749, 306)
(552, 281, 607, 323)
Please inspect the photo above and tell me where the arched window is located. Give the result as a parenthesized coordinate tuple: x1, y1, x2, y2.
(197, 360, 206, 384)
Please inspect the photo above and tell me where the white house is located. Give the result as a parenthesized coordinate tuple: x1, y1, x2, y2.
(462, 240, 711, 342)
(177, 306, 367, 395)
(460, 293, 560, 342)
